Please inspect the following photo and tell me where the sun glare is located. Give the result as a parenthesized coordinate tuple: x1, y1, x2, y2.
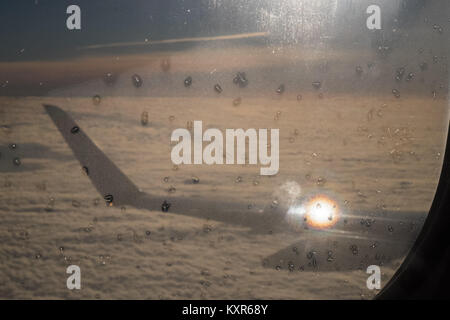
(305, 195, 340, 229)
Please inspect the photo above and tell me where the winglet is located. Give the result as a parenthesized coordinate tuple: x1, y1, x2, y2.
(44, 104, 142, 206)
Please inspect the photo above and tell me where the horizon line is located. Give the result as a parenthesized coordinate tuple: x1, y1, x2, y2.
(79, 32, 269, 50)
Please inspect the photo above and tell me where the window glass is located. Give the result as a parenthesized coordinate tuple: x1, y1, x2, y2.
(0, 0, 448, 299)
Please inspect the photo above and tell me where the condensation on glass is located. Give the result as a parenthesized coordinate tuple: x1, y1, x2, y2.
(0, 0, 448, 299)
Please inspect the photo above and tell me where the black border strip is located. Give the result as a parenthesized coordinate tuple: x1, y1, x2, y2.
(377, 124, 450, 299)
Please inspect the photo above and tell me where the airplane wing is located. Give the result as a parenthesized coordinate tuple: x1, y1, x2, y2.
(44, 104, 143, 207)
(44, 104, 420, 271)
(44, 104, 287, 233)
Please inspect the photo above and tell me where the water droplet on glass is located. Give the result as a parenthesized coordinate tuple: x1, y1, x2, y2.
(71, 126, 80, 134)
(103, 73, 116, 86)
(184, 76, 192, 87)
(192, 176, 200, 184)
(104, 194, 114, 206)
(276, 84, 285, 94)
(307, 250, 316, 260)
(396, 67, 405, 81)
(392, 89, 400, 98)
(141, 111, 149, 126)
(92, 95, 101, 105)
(271, 200, 279, 208)
(312, 81, 322, 89)
(161, 58, 170, 72)
(203, 224, 212, 233)
(48, 197, 55, 206)
(72, 200, 80, 208)
(419, 62, 428, 71)
(161, 200, 171, 212)
(432, 90, 437, 99)
(233, 72, 248, 88)
(82, 166, 89, 176)
(406, 72, 414, 82)
(317, 177, 326, 186)
(132, 74, 143, 88)
(433, 24, 443, 33)
(355, 66, 363, 75)
(214, 84, 223, 94)
(1, 125, 12, 135)
(327, 251, 334, 262)
(288, 262, 295, 272)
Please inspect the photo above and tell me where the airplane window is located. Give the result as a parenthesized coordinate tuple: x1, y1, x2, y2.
(0, 0, 448, 300)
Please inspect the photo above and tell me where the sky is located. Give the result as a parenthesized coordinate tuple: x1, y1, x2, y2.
(0, 0, 262, 62)
(0, 0, 427, 62)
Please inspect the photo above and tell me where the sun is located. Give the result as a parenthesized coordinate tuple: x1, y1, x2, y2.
(305, 195, 340, 229)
